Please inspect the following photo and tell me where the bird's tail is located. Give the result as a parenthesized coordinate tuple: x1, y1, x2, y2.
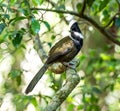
(25, 63, 49, 94)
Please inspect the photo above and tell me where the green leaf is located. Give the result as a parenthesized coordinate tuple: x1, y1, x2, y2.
(39, 0, 44, 5)
(19, 9, 29, 16)
(77, 105, 84, 110)
(51, 35, 56, 40)
(0, 0, 3, 2)
(31, 18, 40, 34)
(13, 95, 26, 111)
(3, 14, 10, 19)
(10, 16, 27, 24)
(13, 95, 37, 111)
(31, 98, 40, 111)
(8, 70, 21, 78)
(56, 4, 65, 10)
(48, 42, 52, 47)
(101, 10, 110, 25)
(115, 17, 120, 28)
(87, 0, 95, 7)
(19, 1, 30, 16)
(99, 0, 109, 11)
(100, 53, 111, 61)
(9, 30, 24, 47)
(0, 23, 6, 34)
(67, 104, 74, 111)
(92, 86, 102, 94)
(77, 3, 82, 12)
(8, 70, 22, 85)
(16, 75, 21, 86)
(12, 32, 23, 47)
(32, 0, 43, 5)
(42, 21, 51, 31)
(10, 0, 17, 5)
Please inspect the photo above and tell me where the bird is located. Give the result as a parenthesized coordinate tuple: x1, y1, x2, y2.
(25, 21, 84, 94)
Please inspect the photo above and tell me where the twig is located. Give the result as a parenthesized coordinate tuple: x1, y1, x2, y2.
(38, 2, 50, 23)
(31, 8, 79, 16)
(31, 8, 120, 45)
(80, 0, 86, 15)
(82, 14, 120, 45)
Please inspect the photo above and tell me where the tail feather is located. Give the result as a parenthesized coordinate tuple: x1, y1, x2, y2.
(25, 64, 49, 94)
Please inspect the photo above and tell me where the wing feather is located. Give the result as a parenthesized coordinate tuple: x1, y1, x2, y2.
(47, 37, 74, 64)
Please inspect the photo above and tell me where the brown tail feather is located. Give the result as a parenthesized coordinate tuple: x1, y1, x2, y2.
(25, 63, 49, 94)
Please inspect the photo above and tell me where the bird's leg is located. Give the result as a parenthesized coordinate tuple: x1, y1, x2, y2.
(63, 61, 76, 71)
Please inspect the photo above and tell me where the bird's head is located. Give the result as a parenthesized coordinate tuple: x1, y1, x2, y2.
(69, 21, 84, 40)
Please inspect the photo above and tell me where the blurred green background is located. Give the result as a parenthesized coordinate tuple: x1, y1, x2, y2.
(0, 0, 120, 111)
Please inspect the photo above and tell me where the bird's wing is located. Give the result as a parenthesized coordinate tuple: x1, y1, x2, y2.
(46, 37, 74, 64)
(47, 48, 72, 64)
(49, 37, 72, 55)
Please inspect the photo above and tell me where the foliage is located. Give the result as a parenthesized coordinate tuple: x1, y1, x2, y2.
(0, 0, 120, 111)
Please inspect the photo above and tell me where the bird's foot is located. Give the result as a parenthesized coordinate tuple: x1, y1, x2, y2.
(63, 61, 76, 71)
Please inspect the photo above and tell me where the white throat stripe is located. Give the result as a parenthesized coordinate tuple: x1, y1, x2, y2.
(74, 32, 84, 39)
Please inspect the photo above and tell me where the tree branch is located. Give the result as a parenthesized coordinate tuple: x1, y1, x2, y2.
(33, 34, 48, 62)
(80, 0, 86, 15)
(31, 8, 120, 45)
(31, 8, 79, 16)
(44, 67, 80, 111)
(82, 14, 120, 45)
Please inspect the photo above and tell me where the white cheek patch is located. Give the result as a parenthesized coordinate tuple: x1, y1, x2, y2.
(69, 20, 77, 28)
(74, 32, 84, 39)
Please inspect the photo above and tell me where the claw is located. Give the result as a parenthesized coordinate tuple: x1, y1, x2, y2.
(63, 61, 77, 71)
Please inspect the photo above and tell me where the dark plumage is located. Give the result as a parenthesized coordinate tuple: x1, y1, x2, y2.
(25, 22, 83, 94)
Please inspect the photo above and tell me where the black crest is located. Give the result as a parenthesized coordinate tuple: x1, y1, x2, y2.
(70, 22, 81, 33)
